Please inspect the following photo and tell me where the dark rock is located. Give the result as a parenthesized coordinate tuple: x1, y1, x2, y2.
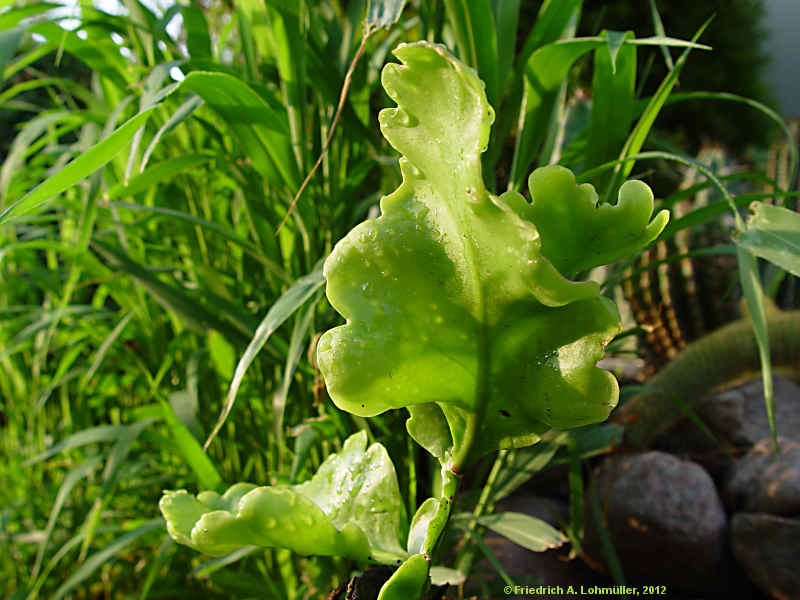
(731, 513, 800, 600)
(655, 376, 800, 475)
(583, 451, 728, 591)
(725, 377, 800, 446)
(724, 437, 800, 516)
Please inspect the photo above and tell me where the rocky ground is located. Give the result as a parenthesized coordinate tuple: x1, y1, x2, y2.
(480, 376, 800, 600)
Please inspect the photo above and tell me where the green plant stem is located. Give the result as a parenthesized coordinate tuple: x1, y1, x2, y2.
(453, 449, 510, 576)
(421, 324, 493, 568)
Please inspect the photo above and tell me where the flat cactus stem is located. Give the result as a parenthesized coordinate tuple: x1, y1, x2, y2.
(616, 309, 800, 448)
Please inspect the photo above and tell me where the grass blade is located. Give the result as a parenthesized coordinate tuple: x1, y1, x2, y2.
(90, 239, 251, 344)
(585, 31, 636, 191)
(274, 292, 321, 465)
(604, 17, 712, 201)
(588, 482, 626, 592)
(51, 520, 163, 600)
(160, 399, 223, 491)
(179, 71, 298, 188)
(737, 247, 778, 451)
(0, 27, 23, 74)
(443, 0, 499, 107)
(140, 95, 203, 170)
(648, 0, 673, 70)
(510, 38, 604, 189)
(367, 0, 408, 29)
(31, 455, 104, 580)
(82, 312, 134, 386)
(735, 202, 800, 276)
(0, 109, 155, 224)
(204, 263, 325, 450)
(663, 91, 799, 192)
(477, 512, 567, 552)
(24, 425, 127, 466)
(107, 153, 215, 199)
(491, 0, 521, 97)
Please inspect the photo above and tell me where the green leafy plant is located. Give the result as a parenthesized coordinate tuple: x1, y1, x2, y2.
(160, 41, 668, 598)
(5, 1, 795, 597)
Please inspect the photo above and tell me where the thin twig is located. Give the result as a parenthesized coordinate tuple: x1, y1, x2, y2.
(276, 23, 377, 234)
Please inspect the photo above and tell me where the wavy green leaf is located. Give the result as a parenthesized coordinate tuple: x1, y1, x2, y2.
(525, 167, 668, 278)
(317, 42, 667, 462)
(160, 431, 407, 563)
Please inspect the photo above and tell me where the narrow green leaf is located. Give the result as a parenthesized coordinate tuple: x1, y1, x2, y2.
(160, 400, 223, 491)
(91, 239, 250, 344)
(648, 0, 673, 70)
(191, 546, 259, 578)
(107, 153, 215, 199)
(604, 30, 627, 73)
(0, 27, 24, 74)
(589, 483, 626, 588)
(660, 194, 756, 240)
(208, 330, 236, 380)
(204, 263, 325, 449)
(510, 38, 604, 189)
(23, 425, 128, 466)
(160, 4, 211, 59)
(101, 419, 156, 491)
(458, 524, 515, 586)
(0, 109, 155, 224)
(517, 0, 583, 64)
(1, 111, 82, 203)
(662, 92, 797, 191)
(140, 95, 203, 170)
(493, 438, 560, 502)
(491, 0, 520, 95)
(169, 389, 203, 442)
(51, 520, 163, 600)
(274, 292, 320, 461)
(628, 36, 710, 50)
(31, 455, 104, 579)
(477, 512, 566, 552)
(2, 37, 53, 80)
(735, 202, 800, 276)
(737, 247, 777, 450)
(82, 312, 133, 386)
(109, 201, 286, 279)
(0, 2, 58, 30)
(29, 22, 132, 88)
(443, 0, 500, 107)
(179, 71, 298, 188)
(367, 0, 408, 29)
(567, 444, 583, 555)
(288, 423, 318, 484)
(585, 31, 636, 190)
(605, 17, 712, 200)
